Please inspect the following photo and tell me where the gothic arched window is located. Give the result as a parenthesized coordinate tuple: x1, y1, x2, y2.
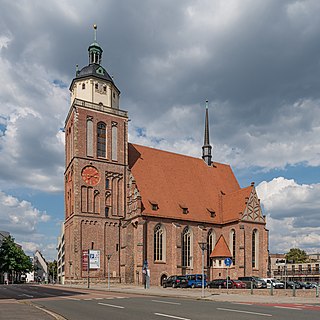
(252, 229, 259, 268)
(230, 229, 236, 265)
(182, 227, 193, 268)
(97, 122, 106, 158)
(207, 229, 216, 267)
(154, 224, 165, 262)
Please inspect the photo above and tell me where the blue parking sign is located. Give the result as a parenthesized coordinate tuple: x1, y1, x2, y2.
(224, 257, 232, 267)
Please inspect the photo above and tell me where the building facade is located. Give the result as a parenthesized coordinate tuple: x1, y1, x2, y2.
(57, 223, 65, 284)
(270, 253, 320, 283)
(64, 27, 269, 286)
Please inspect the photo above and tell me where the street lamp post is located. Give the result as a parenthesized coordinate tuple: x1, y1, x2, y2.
(107, 254, 112, 290)
(198, 242, 207, 298)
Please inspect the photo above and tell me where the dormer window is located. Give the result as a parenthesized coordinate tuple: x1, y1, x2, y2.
(207, 208, 216, 218)
(180, 204, 189, 214)
(149, 200, 158, 211)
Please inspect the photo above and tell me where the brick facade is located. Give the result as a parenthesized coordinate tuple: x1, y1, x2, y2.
(63, 35, 269, 286)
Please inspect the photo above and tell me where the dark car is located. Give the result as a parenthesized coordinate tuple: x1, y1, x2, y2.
(238, 276, 267, 289)
(231, 279, 246, 289)
(296, 281, 313, 289)
(282, 281, 300, 289)
(162, 275, 188, 288)
(207, 279, 233, 288)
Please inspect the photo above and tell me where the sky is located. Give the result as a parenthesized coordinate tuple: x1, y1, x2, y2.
(0, 0, 319, 261)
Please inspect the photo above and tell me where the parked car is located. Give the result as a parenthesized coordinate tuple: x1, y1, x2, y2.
(207, 279, 233, 288)
(186, 274, 207, 288)
(230, 279, 246, 289)
(162, 275, 188, 288)
(261, 278, 284, 289)
(238, 276, 267, 289)
(281, 281, 300, 289)
(296, 281, 313, 289)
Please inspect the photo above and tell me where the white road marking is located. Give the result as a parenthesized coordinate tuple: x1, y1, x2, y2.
(60, 296, 80, 301)
(84, 298, 92, 300)
(19, 294, 34, 298)
(232, 302, 253, 306)
(217, 308, 272, 317)
(154, 313, 191, 320)
(274, 306, 302, 310)
(152, 300, 181, 305)
(115, 296, 126, 299)
(98, 302, 124, 309)
(95, 297, 103, 300)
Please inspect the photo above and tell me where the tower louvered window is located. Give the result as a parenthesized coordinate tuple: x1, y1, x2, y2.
(97, 122, 106, 157)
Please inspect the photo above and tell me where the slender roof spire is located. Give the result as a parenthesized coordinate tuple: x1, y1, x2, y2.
(93, 24, 97, 42)
(204, 100, 210, 145)
(202, 100, 212, 166)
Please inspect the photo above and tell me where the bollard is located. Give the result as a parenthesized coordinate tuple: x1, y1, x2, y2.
(270, 284, 273, 296)
(316, 286, 319, 298)
(250, 281, 253, 295)
(293, 284, 296, 297)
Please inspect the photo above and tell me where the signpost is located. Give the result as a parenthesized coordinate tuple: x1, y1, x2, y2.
(224, 257, 232, 290)
(89, 250, 100, 269)
(83, 249, 100, 288)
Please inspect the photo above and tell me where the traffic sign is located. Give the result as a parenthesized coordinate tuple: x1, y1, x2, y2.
(224, 257, 232, 267)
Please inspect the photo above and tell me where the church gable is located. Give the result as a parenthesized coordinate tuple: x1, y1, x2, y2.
(241, 187, 265, 223)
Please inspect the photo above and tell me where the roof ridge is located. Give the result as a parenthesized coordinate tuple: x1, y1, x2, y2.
(130, 143, 230, 167)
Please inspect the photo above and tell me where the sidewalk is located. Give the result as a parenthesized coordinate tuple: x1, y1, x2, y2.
(63, 283, 320, 305)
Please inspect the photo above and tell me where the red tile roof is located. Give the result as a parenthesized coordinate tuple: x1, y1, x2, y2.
(128, 143, 252, 224)
(210, 235, 232, 258)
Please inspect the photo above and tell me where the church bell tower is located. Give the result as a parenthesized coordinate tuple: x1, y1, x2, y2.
(64, 25, 128, 283)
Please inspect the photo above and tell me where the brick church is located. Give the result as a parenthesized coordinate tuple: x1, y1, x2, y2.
(64, 26, 269, 285)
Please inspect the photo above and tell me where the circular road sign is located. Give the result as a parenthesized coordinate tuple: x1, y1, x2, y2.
(224, 257, 232, 267)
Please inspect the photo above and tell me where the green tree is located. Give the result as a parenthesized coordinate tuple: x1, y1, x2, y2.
(48, 260, 57, 283)
(0, 236, 32, 283)
(285, 248, 308, 263)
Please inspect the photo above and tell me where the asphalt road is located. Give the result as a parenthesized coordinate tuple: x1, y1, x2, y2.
(1, 285, 319, 320)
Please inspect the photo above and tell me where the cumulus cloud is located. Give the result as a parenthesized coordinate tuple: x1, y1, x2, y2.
(0, 0, 319, 258)
(256, 177, 320, 252)
(0, 190, 51, 234)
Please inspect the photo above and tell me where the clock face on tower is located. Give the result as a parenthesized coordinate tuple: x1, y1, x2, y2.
(81, 166, 100, 186)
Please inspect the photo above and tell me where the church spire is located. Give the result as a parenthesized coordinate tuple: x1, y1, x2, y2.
(202, 100, 212, 165)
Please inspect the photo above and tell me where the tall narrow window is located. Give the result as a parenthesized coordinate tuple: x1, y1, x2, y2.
(252, 229, 258, 268)
(154, 224, 165, 261)
(182, 227, 192, 269)
(230, 229, 236, 265)
(207, 229, 216, 267)
(97, 122, 106, 158)
(86, 118, 93, 157)
(112, 124, 117, 161)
